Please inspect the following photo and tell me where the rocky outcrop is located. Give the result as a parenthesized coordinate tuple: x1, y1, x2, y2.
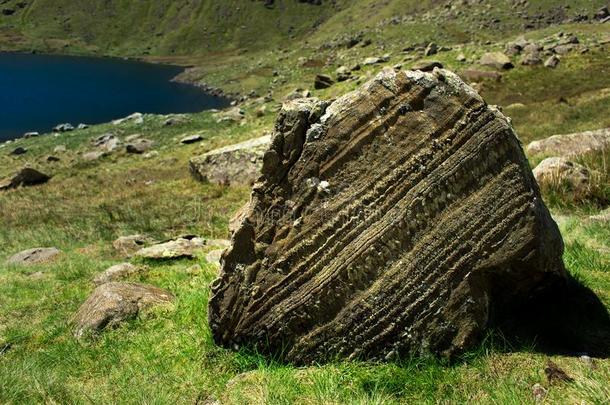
(526, 128, 610, 157)
(72, 282, 174, 338)
(208, 68, 566, 364)
(6, 247, 61, 266)
(189, 135, 271, 186)
(0, 168, 50, 191)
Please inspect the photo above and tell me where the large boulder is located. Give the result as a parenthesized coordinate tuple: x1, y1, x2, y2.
(72, 282, 174, 338)
(0, 168, 50, 191)
(189, 135, 271, 186)
(526, 128, 610, 157)
(208, 68, 566, 364)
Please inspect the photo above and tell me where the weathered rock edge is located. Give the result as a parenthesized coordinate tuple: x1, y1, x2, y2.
(208, 68, 566, 364)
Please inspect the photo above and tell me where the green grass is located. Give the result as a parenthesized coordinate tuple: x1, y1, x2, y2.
(1, 1, 610, 403)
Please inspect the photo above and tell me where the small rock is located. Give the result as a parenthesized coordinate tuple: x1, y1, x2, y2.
(77, 123, 89, 130)
(112, 112, 143, 126)
(411, 60, 443, 71)
(53, 123, 74, 132)
(82, 151, 106, 161)
(0, 168, 51, 191)
(180, 134, 204, 145)
(363, 56, 383, 66)
(531, 383, 547, 402)
(314, 74, 334, 89)
(424, 42, 438, 56)
(456, 53, 467, 62)
(135, 237, 205, 260)
(72, 282, 174, 338)
(579, 355, 597, 370)
(113, 234, 154, 257)
(93, 263, 144, 286)
(206, 249, 224, 267)
(10, 147, 27, 156)
(544, 55, 560, 68)
(54, 145, 67, 153)
(6, 247, 61, 266)
(126, 139, 154, 154)
(479, 52, 514, 70)
(335, 66, 351, 82)
(125, 134, 142, 142)
(46, 155, 60, 162)
(214, 107, 245, 124)
(544, 360, 574, 383)
(164, 116, 188, 126)
(533, 157, 590, 196)
(521, 52, 542, 66)
(92, 133, 120, 152)
(23, 132, 39, 138)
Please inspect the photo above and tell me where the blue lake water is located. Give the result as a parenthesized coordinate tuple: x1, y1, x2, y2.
(0, 53, 229, 141)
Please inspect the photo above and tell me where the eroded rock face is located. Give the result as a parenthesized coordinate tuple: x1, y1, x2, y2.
(208, 68, 566, 364)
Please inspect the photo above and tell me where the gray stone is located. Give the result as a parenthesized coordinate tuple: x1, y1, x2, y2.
(533, 157, 590, 196)
(479, 52, 514, 70)
(126, 139, 154, 154)
(72, 282, 174, 338)
(526, 128, 610, 157)
(544, 55, 560, 68)
(93, 263, 144, 286)
(6, 247, 61, 266)
(189, 135, 271, 186)
(112, 234, 154, 257)
(135, 237, 205, 260)
(180, 134, 204, 144)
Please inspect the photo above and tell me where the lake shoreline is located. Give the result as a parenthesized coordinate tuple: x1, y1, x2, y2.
(0, 52, 232, 141)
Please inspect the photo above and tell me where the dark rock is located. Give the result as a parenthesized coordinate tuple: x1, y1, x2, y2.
(314, 74, 334, 89)
(72, 282, 174, 338)
(595, 6, 610, 20)
(10, 147, 27, 156)
(46, 155, 60, 162)
(544, 361, 574, 383)
(208, 69, 566, 364)
(0, 168, 50, 191)
(424, 42, 438, 56)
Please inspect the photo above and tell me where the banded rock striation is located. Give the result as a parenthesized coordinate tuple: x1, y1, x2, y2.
(208, 68, 567, 364)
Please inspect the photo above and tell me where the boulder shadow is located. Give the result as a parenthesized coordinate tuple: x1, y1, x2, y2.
(494, 274, 610, 358)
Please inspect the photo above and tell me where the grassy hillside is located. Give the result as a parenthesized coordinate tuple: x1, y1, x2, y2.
(0, 0, 609, 403)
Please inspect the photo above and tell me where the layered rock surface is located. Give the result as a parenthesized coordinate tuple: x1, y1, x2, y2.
(208, 68, 566, 364)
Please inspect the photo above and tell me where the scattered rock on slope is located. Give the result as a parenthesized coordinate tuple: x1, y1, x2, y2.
(93, 263, 145, 286)
(135, 236, 205, 260)
(526, 128, 610, 157)
(0, 168, 51, 191)
(6, 247, 61, 266)
(533, 157, 591, 196)
(479, 52, 514, 69)
(314, 74, 334, 89)
(126, 139, 154, 154)
(113, 234, 155, 256)
(189, 135, 271, 186)
(208, 68, 566, 364)
(72, 282, 174, 338)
